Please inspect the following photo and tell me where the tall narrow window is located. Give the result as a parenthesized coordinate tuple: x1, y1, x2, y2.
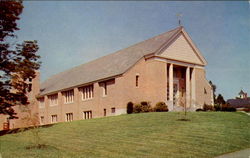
(66, 113, 73, 122)
(136, 75, 139, 87)
(103, 82, 107, 96)
(100, 82, 107, 96)
(63, 90, 74, 103)
(79, 85, 94, 100)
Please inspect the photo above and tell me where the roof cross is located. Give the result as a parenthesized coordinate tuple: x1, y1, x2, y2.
(176, 13, 183, 26)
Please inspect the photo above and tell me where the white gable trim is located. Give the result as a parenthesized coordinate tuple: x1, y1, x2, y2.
(156, 27, 207, 66)
(181, 28, 207, 65)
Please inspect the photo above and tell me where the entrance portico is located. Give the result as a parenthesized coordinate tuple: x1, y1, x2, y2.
(155, 57, 197, 111)
(167, 62, 196, 111)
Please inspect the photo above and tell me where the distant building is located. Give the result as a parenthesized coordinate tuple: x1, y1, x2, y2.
(0, 26, 213, 130)
(227, 90, 250, 108)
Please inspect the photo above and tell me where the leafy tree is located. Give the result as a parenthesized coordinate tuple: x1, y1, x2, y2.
(0, 0, 41, 119)
(209, 80, 216, 104)
(216, 94, 225, 105)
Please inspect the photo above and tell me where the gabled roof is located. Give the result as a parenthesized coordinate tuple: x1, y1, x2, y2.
(40, 26, 203, 96)
(239, 90, 245, 95)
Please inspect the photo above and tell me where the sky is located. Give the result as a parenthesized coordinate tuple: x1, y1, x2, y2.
(15, 1, 250, 100)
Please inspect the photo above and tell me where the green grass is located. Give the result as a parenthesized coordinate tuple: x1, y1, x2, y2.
(0, 112, 249, 158)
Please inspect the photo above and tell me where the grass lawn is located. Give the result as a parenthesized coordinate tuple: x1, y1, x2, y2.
(0, 112, 249, 158)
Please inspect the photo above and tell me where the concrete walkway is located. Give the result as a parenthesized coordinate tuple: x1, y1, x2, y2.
(214, 148, 250, 158)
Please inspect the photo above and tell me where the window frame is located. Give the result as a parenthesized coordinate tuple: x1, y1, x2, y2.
(111, 107, 115, 114)
(63, 90, 74, 104)
(40, 116, 44, 124)
(65, 113, 73, 122)
(136, 75, 139, 87)
(51, 114, 57, 123)
(48, 94, 58, 106)
(79, 85, 94, 101)
(38, 98, 45, 109)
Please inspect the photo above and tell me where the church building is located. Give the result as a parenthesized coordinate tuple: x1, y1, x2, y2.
(1, 26, 214, 129)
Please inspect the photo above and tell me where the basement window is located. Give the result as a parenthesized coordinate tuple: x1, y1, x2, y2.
(83, 111, 92, 119)
(51, 115, 57, 123)
(40, 116, 44, 125)
(111, 107, 116, 114)
(66, 113, 73, 122)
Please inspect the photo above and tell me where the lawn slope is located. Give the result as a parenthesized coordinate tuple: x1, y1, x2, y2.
(0, 112, 249, 158)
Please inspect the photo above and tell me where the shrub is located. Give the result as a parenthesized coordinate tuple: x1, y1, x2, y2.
(214, 104, 221, 111)
(154, 102, 168, 112)
(196, 108, 204, 112)
(221, 106, 236, 112)
(133, 101, 152, 113)
(127, 102, 134, 114)
(140, 101, 152, 112)
(133, 104, 143, 113)
(243, 108, 250, 113)
(203, 104, 214, 111)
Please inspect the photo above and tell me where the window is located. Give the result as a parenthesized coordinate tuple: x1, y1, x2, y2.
(104, 109, 106, 116)
(63, 90, 74, 103)
(111, 107, 115, 114)
(38, 98, 45, 108)
(136, 75, 139, 87)
(40, 116, 44, 124)
(48, 94, 58, 106)
(79, 85, 94, 100)
(83, 111, 92, 119)
(51, 115, 57, 123)
(99, 79, 115, 97)
(66, 113, 73, 122)
(204, 88, 207, 94)
(103, 82, 107, 96)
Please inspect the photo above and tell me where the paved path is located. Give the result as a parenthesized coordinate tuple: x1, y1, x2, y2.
(214, 148, 250, 158)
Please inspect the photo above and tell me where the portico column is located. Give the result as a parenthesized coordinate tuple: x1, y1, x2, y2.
(191, 68, 196, 108)
(169, 63, 174, 110)
(186, 67, 190, 108)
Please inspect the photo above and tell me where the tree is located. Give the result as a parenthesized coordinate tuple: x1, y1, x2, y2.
(216, 94, 226, 108)
(0, 0, 41, 119)
(209, 80, 216, 104)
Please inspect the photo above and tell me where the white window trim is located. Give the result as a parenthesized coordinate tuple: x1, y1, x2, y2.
(102, 82, 107, 97)
(51, 115, 57, 123)
(65, 113, 73, 122)
(80, 85, 94, 101)
(63, 90, 74, 104)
